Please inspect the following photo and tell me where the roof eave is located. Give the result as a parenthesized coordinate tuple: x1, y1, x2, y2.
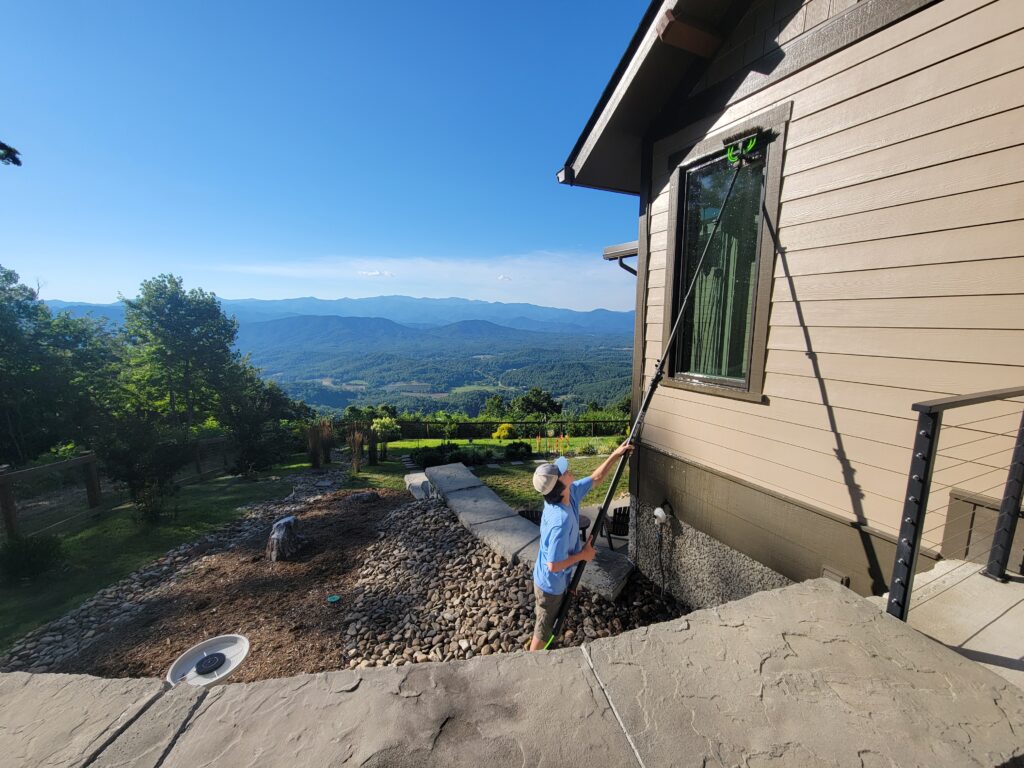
(559, 0, 730, 195)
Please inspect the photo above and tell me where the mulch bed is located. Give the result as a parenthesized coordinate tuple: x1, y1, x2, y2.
(60, 489, 408, 682)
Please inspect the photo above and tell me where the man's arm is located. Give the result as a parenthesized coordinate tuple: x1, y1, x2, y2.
(589, 440, 634, 486)
(548, 542, 596, 573)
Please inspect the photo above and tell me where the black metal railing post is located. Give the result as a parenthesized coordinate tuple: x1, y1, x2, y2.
(984, 409, 1024, 582)
(887, 409, 942, 621)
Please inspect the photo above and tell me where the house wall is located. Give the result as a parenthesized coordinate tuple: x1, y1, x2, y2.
(692, 0, 863, 94)
(632, 0, 1024, 595)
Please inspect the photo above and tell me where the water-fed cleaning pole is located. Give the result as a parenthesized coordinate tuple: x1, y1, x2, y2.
(544, 133, 763, 649)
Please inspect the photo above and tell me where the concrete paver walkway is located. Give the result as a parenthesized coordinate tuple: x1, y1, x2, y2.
(3, 579, 1022, 767)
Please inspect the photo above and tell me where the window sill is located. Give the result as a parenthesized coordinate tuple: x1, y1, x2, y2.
(661, 375, 768, 404)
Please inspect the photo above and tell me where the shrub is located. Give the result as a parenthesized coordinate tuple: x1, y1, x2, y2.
(446, 449, 470, 465)
(491, 423, 517, 441)
(411, 447, 444, 468)
(99, 416, 192, 524)
(0, 535, 66, 581)
(566, 420, 591, 438)
(232, 421, 288, 477)
(48, 442, 81, 461)
(580, 441, 599, 456)
(504, 441, 532, 461)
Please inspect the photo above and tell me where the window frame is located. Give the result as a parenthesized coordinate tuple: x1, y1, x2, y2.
(660, 102, 791, 404)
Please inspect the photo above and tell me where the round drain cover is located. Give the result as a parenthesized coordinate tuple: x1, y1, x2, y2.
(195, 652, 227, 675)
(166, 635, 249, 688)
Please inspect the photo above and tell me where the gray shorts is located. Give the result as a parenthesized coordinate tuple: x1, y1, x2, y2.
(533, 585, 564, 643)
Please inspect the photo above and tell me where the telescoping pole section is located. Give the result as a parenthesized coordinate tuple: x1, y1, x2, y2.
(545, 134, 765, 649)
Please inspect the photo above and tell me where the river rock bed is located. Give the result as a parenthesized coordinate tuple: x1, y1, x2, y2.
(341, 498, 687, 667)
(2, 476, 686, 681)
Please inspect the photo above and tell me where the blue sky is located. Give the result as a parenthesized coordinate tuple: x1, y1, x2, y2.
(2, 2, 645, 311)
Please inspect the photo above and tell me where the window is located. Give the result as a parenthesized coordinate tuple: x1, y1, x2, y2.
(661, 103, 790, 402)
(675, 153, 764, 383)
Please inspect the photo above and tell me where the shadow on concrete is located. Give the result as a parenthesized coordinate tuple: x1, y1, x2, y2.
(946, 644, 1024, 674)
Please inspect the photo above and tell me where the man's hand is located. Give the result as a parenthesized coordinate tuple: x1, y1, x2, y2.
(579, 541, 596, 563)
(611, 440, 634, 459)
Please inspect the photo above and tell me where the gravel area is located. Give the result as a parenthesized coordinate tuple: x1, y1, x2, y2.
(2, 473, 687, 681)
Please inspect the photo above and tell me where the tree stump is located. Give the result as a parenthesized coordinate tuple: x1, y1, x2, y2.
(266, 515, 300, 562)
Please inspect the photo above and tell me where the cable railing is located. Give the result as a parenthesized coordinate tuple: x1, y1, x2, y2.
(886, 385, 1024, 621)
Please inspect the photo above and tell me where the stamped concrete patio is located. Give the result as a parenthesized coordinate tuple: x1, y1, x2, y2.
(3, 579, 1022, 768)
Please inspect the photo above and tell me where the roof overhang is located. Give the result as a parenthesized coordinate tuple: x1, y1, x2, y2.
(558, 0, 734, 195)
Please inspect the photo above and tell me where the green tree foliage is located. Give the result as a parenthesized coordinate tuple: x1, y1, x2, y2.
(219, 363, 311, 474)
(122, 274, 238, 432)
(1, 267, 308, 521)
(0, 266, 120, 465)
(481, 395, 508, 420)
(96, 409, 192, 522)
(612, 391, 631, 415)
(371, 416, 400, 460)
(510, 387, 562, 419)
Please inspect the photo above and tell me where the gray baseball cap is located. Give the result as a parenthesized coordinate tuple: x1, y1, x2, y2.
(532, 456, 569, 494)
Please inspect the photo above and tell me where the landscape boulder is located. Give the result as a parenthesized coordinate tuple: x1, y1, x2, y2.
(266, 515, 300, 562)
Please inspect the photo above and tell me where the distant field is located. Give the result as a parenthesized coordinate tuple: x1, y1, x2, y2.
(449, 385, 509, 395)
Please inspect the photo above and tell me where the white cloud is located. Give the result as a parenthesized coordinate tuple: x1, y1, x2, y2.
(207, 250, 635, 311)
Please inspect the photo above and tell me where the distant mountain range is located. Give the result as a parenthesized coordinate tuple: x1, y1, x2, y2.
(46, 295, 634, 336)
(45, 296, 635, 414)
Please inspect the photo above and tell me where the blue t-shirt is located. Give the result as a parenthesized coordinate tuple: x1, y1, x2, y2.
(532, 476, 593, 595)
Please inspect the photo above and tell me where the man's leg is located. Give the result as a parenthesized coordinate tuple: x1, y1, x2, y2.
(530, 585, 560, 651)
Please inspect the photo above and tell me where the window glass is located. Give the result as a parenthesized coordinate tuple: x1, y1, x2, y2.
(674, 154, 765, 384)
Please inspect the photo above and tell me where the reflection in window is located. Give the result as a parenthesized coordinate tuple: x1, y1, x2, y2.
(674, 154, 765, 385)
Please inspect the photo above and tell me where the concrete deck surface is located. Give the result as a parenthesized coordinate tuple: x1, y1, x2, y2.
(869, 559, 1024, 691)
(3, 579, 1022, 768)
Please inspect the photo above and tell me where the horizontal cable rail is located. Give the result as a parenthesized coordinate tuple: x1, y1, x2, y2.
(887, 387, 1024, 621)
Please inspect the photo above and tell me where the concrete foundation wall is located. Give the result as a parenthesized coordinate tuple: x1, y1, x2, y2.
(629, 494, 791, 610)
(631, 445, 941, 601)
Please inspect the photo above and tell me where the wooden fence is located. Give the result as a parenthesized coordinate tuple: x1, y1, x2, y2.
(0, 452, 102, 539)
(0, 438, 237, 540)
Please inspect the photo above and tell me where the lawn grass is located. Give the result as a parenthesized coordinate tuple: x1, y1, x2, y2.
(0, 468, 293, 652)
(343, 456, 410, 492)
(476, 455, 630, 512)
(385, 436, 625, 454)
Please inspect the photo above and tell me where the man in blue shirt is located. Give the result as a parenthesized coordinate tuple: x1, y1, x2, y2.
(529, 441, 633, 651)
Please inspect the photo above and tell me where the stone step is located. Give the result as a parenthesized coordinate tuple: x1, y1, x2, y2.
(403, 472, 431, 500)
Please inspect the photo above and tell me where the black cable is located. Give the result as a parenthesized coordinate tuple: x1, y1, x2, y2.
(907, 549, 994, 613)
(657, 527, 665, 599)
(945, 402, 1024, 430)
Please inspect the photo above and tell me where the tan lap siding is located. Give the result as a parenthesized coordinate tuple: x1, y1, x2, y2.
(640, 0, 1024, 545)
